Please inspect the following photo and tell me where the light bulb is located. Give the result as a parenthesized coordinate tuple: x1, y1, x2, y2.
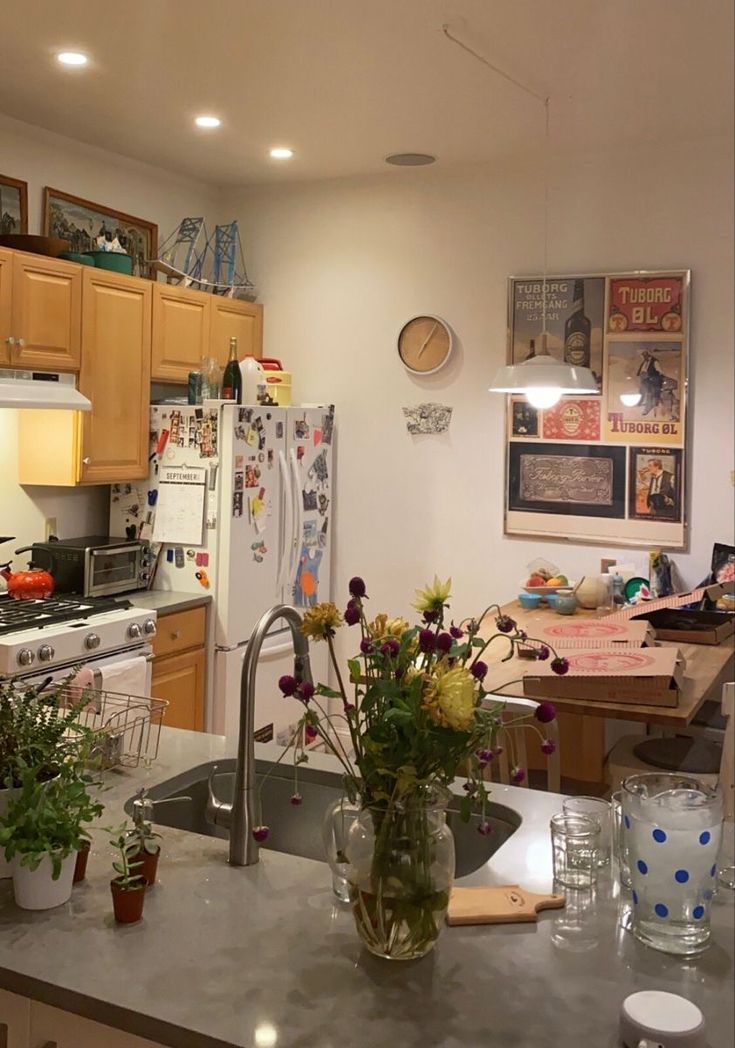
(195, 115, 221, 129)
(620, 392, 642, 407)
(57, 51, 88, 66)
(270, 147, 294, 159)
(525, 387, 562, 409)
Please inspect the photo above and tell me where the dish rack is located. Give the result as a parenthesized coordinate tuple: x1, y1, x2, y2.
(71, 688, 168, 770)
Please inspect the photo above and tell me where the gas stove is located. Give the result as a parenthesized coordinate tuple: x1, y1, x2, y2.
(0, 594, 157, 677)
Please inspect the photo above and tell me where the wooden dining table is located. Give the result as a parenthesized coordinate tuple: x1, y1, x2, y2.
(479, 600, 735, 784)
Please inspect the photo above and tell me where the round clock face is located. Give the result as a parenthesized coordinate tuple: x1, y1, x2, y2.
(397, 315, 453, 375)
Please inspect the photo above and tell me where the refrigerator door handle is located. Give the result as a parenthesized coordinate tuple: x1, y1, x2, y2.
(276, 449, 292, 597)
(288, 448, 304, 598)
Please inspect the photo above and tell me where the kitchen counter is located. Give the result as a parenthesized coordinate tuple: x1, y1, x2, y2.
(0, 728, 733, 1048)
(123, 590, 212, 615)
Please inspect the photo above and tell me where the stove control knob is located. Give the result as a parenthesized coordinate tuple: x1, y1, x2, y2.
(128, 623, 142, 640)
(17, 648, 35, 667)
(143, 619, 157, 636)
(38, 644, 55, 663)
(85, 633, 101, 651)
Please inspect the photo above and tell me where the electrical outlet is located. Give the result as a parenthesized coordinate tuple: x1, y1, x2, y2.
(45, 517, 57, 541)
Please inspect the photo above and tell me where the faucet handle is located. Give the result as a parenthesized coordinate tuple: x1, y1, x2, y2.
(205, 764, 233, 829)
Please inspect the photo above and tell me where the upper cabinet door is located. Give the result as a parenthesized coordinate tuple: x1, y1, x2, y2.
(0, 249, 12, 365)
(209, 297, 263, 367)
(151, 283, 210, 381)
(78, 269, 152, 484)
(10, 252, 82, 370)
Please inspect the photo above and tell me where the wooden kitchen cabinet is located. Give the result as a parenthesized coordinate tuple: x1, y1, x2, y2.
(151, 605, 207, 731)
(9, 252, 82, 371)
(0, 249, 12, 365)
(0, 988, 30, 1048)
(150, 283, 210, 380)
(17, 269, 152, 485)
(28, 1000, 167, 1048)
(209, 296, 263, 369)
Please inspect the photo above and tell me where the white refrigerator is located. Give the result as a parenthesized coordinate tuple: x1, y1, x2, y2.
(110, 402, 335, 743)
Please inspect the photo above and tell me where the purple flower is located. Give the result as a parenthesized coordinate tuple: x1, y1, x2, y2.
(462, 781, 476, 794)
(290, 793, 303, 806)
(541, 738, 556, 756)
(477, 821, 493, 836)
(471, 660, 488, 681)
(252, 826, 270, 843)
(550, 656, 570, 676)
(344, 603, 360, 626)
(418, 629, 436, 653)
(534, 701, 557, 724)
(343, 702, 356, 714)
(436, 632, 453, 653)
(298, 681, 315, 703)
(278, 674, 298, 697)
(422, 609, 439, 624)
(477, 748, 495, 763)
(348, 576, 367, 598)
(517, 629, 527, 641)
(360, 639, 374, 654)
(450, 625, 464, 639)
(496, 615, 516, 634)
(305, 724, 318, 741)
(510, 767, 526, 786)
(536, 645, 550, 661)
(380, 638, 400, 658)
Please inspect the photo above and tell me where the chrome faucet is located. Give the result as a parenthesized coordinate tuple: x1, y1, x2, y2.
(206, 604, 312, 866)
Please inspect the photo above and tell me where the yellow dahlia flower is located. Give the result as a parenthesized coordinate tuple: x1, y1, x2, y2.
(413, 575, 452, 613)
(301, 602, 343, 641)
(423, 664, 477, 732)
(368, 613, 410, 641)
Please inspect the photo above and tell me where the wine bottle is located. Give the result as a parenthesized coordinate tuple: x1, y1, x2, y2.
(564, 280, 591, 367)
(221, 337, 242, 403)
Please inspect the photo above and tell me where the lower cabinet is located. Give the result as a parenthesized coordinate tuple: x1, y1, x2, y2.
(28, 1002, 167, 1048)
(0, 988, 30, 1048)
(150, 605, 207, 732)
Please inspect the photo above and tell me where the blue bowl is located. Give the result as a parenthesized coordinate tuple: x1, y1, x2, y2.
(545, 593, 559, 609)
(518, 592, 542, 610)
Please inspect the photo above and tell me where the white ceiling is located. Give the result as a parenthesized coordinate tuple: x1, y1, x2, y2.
(1, 0, 732, 187)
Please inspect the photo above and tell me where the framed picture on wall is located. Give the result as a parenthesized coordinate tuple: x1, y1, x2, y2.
(504, 269, 690, 549)
(0, 173, 28, 235)
(43, 186, 157, 278)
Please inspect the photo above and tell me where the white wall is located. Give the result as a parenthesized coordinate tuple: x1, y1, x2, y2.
(0, 113, 220, 564)
(224, 135, 734, 640)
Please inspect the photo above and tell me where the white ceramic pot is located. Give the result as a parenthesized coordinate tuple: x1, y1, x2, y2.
(12, 850, 75, 910)
(0, 785, 21, 879)
(574, 575, 610, 610)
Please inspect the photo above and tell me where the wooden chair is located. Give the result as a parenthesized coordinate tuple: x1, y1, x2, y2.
(481, 694, 561, 793)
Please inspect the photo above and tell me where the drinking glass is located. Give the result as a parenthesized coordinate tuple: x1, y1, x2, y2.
(550, 886, 599, 953)
(550, 813, 601, 889)
(622, 773, 723, 955)
(611, 789, 631, 888)
(563, 796, 611, 866)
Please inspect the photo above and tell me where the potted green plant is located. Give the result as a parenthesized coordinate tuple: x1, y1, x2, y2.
(126, 790, 161, 887)
(108, 822, 146, 923)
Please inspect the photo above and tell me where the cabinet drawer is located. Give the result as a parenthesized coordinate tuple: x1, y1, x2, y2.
(151, 605, 206, 658)
(151, 648, 205, 732)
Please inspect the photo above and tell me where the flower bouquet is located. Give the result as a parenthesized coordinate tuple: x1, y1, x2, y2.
(271, 576, 567, 960)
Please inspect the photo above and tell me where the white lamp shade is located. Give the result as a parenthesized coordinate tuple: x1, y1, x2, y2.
(489, 353, 599, 396)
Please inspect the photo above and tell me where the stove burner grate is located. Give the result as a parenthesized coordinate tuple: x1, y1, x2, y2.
(0, 595, 132, 636)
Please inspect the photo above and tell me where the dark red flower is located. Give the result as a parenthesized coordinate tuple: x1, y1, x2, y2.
(422, 609, 439, 624)
(436, 632, 453, 653)
(534, 701, 557, 724)
(418, 629, 436, 653)
(380, 638, 400, 657)
(471, 661, 488, 681)
(252, 826, 270, 843)
(360, 639, 374, 654)
(290, 793, 303, 806)
(344, 603, 360, 626)
(536, 645, 551, 661)
(343, 702, 356, 714)
(496, 615, 516, 634)
(450, 625, 464, 639)
(510, 767, 526, 785)
(305, 724, 318, 741)
(298, 681, 315, 702)
(348, 576, 367, 598)
(477, 821, 493, 836)
(541, 738, 556, 756)
(278, 674, 298, 696)
(550, 656, 570, 676)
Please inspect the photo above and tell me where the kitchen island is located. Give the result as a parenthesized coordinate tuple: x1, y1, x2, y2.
(0, 727, 733, 1048)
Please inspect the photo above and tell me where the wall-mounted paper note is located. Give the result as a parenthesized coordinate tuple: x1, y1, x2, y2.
(403, 403, 453, 435)
(152, 466, 207, 545)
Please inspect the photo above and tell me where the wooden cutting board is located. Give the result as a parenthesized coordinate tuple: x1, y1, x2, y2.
(447, 885, 565, 926)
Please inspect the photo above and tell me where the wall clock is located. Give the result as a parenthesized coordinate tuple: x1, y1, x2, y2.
(397, 315, 453, 375)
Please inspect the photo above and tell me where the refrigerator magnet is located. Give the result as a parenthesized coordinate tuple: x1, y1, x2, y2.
(297, 445, 305, 463)
(313, 428, 322, 446)
(233, 492, 244, 518)
(235, 471, 244, 491)
(276, 422, 284, 439)
(166, 549, 174, 563)
(294, 419, 310, 440)
(195, 569, 210, 588)
(267, 450, 274, 469)
(174, 547, 185, 568)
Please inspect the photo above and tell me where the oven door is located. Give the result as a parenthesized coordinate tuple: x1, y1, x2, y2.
(85, 545, 143, 597)
(17, 644, 153, 694)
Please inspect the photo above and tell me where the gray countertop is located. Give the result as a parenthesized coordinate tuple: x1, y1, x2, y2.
(0, 728, 732, 1048)
(123, 590, 212, 615)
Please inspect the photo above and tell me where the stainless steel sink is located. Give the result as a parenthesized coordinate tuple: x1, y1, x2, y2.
(130, 759, 521, 878)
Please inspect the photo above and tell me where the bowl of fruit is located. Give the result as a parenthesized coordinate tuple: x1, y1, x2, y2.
(521, 565, 572, 597)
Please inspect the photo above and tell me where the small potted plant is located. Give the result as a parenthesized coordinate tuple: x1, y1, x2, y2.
(108, 822, 146, 924)
(126, 791, 162, 887)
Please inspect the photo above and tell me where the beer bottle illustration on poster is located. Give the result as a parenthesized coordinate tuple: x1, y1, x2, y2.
(564, 280, 592, 367)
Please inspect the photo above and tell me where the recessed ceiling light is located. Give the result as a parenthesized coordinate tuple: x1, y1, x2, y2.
(57, 51, 88, 66)
(270, 147, 294, 159)
(385, 153, 436, 166)
(195, 115, 221, 129)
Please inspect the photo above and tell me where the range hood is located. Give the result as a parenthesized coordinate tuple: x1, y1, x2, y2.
(0, 370, 92, 411)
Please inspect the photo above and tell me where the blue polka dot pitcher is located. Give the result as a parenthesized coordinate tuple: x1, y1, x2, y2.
(622, 773, 723, 955)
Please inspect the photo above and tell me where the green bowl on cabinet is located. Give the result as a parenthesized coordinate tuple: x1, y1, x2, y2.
(86, 250, 134, 274)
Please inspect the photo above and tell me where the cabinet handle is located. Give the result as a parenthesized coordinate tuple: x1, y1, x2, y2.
(16, 337, 25, 347)
(171, 630, 181, 640)
(82, 457, 91, 465)
(5, 336, 14, 346)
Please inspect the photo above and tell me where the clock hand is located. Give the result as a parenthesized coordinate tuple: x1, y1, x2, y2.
(417, 322, 439, 359)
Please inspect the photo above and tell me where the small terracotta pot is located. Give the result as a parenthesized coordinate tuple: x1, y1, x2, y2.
(73, 842, 90, 884)
(110, 878, 146, 924)
(131, 847, 160, 887)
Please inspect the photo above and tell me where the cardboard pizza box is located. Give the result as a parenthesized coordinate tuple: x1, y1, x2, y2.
(530, 618, 654, 650)
(631, 608, 734, 646)
(522, 646, 685, 708)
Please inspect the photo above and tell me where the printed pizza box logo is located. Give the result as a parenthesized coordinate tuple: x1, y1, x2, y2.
(541, 399, 601, 441)
(544, 622, 626, 638)
(608, 276, 684, 332)
(567, 651, 655, 673)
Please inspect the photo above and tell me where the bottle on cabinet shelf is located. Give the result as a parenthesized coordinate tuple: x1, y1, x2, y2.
(221, 337, 243, 404)
(564, 280, 591, 368)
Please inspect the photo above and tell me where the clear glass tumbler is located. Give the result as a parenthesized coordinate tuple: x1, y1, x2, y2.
(611, 789, 632, 888)
(550, 813, 601, 889)
(622, 773, 723, 955)
(563, 796, 611, 866)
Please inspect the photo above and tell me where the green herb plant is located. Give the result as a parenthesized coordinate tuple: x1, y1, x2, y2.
(107, 822, 145, 890)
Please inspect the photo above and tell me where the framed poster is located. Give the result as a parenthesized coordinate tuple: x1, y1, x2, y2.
(43, 187, 157, 278)
(504, 269, 689, 549)
(0, 173, 28, 234)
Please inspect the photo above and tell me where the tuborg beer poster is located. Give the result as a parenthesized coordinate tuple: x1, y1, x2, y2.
(504, 270, 689, 549)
